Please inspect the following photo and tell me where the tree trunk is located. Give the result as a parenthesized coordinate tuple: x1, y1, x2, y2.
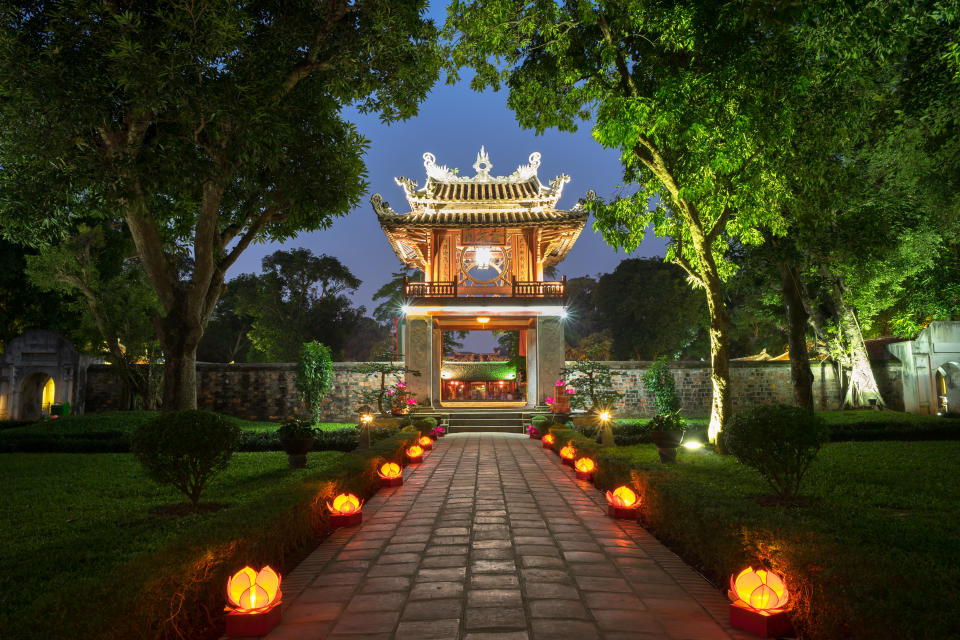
(779, 262, 815, 410)
(155, 308, 204, 410)
(838, 303, 885, 409)
(704, 280, 731, 448)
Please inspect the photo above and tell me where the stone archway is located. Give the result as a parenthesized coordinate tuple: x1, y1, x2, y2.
(19, 372, 52, 420)
(935, 361, 960, 416)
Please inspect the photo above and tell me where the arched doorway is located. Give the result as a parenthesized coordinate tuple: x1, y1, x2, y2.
(19, 372, 52, 420)
(936, 362, 960, 416)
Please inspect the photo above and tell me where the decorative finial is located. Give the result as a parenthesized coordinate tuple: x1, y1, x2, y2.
(473, 146, 493, 179)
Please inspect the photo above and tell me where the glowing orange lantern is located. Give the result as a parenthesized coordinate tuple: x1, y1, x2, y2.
(418, 435, 433, 451)
(542, 433, 555, 449)
(327, 492, 363, 527)
(406, 444, 424, 463)
(574, 457, 596, 481)
(378, 462, 403, 487)
(559, 445, 576, 467)
(225, 566, 282, 637)
(605, 485, 639, 519)
(728, 567, 793, 638)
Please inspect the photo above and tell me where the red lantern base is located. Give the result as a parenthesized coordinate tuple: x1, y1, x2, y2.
(380, 476, 403, 487)
(729, 602, 793, 638)
(225, 604, 282, 637)
(421, 443, 433, 451)
(575, 470, 594, 481)
(529, 433, 540, 439)
(607, 505, 639, 519)
(330, 511, 363, 527)
(542, 441, 552, 449)
(561, 457, 574, 467)
(407, 454, 423, 464)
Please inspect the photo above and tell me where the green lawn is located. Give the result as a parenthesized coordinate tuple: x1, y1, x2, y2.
(601, 440, 960, 639)
(0, 450, 345, 638)
(0, 410, 352, 435)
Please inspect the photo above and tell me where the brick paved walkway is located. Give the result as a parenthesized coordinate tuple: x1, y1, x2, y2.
(265, 433, 749, 640)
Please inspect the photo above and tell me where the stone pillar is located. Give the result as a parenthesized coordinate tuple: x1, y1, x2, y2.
(405, 315, 433, 408)
(537, 315, 565, 405)
(525, 325, 538, 408)
(432, 323, 443, 407)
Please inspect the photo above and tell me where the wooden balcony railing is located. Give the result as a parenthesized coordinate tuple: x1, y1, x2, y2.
(403, 276, 566, 300)
(404, 278, 458, 298)
(512, 276, 566, 299)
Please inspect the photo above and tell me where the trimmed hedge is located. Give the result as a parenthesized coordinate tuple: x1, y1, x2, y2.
(827, 416, 960, 441)
(89, 429, 415, 640)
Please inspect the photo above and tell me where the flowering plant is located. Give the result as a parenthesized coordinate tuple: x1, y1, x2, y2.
(555, 379, 565, 387)
(431, 426, 446, 437)
(566, 386, 575, 395)
(525, 424, 538, 436)
(545, 397, 555, 405)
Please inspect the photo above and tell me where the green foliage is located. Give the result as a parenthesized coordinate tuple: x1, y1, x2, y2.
(597, 258, 708, 359)
(295, 341, 333, 424)
(648, 411, 687, 433)
(313, 427, 360, 452)
(412, 416, 438, 431)
(276, 418, 316, 441)
(611, 421, 651, 446)
(609, 441, 960, 640)
(354, 355, 421, 416)
(244, 250, 367, 362)
(724, 405, 829, 500)
(561, 356, 620, 411)
(641, 357, 681, 415)
(0, 0, 441, 408)
(131, 410, 242, 505)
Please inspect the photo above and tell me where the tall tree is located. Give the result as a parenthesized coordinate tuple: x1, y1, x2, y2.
(448, 1, 803, 443)
(0, 1, 441, 408)
(196, 273, 258, 363)
(596, 258, 708, 361)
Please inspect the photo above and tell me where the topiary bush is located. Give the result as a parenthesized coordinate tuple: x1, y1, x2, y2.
(612, 421, 652, 446)
(723, 404, 829, 500)
(641, 356, 681, 415)
(296, 341, 333, 424)
(131, 410, 242, 506)
(314, 427, 360, 451)
(412, 416, 438, 431)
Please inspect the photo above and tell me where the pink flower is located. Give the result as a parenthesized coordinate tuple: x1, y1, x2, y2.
(566, 386, 575, 394)
(407, 398, 417, 405)
(386, 390, 395, 396)
(555, 380, 565, 387)
(545, 397, 555, 405)
(397, 381, 406, 389)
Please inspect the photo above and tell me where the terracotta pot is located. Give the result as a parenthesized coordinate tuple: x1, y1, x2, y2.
(649, 430, 683, 463)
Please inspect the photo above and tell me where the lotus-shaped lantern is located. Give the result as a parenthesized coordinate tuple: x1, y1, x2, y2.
(605, 485, 639, 519)
(541, 433, 555, 449)
(378, 462, 403, 486)
(729, 567, 790, 612)
(574, 457, 596, 481)
(559, 445, 576, 466)
(225, 566, 283, 636)
(328, 492, 362, 515)
(418, 435, 433, 450)
(406, 444, 424, 463)
(227, 566, 282, 614)
(727, 567, 793, 637)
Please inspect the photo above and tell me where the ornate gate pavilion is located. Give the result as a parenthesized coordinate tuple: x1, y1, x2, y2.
(372, 148, 588, 409)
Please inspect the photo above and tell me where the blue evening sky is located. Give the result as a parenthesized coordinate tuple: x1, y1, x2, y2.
(225, 4, 667, 347)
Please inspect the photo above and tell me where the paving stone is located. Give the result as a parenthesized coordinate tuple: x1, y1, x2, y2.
(593, 609, 668, 633)
(470, 573, 520, 589)
(409, 581, 464, 600)
(574, 575, 632, 592)
(358, 576, 412, 593)
(463, 633, 529, 640)
(296, 585, 356, 603)
(425, 544, 469, 556)
(467, 589, 522, 607)
(281, 601, 344, 624)
(416, 567, 467, 582)
(421, 554, 469, 568)
(471, 559, 517, 573)
(583, 591, 646, 610)
(471, 547, 514, 560)
(465, 606, 526, 630)
(394, 618, 461, 640)
(330, 610, 400, 635)
(401, 598, 463, 621)
(345, 591, 406, 612)
(530, 619, 600, 640)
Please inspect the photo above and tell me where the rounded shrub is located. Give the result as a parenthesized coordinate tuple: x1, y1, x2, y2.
(131, 410, 242, 506)
(412, 416, 438, 430)
(723, 404, 829, 500)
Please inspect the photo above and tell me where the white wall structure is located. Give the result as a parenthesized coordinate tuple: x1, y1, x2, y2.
(887, 322, 960, 415)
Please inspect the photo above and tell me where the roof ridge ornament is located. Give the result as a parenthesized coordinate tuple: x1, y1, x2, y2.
(420, 149, 546, 184)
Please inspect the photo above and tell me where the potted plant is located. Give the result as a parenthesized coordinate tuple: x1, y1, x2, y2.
(648, 411, 686, 463)
(276, 419, 316, 469)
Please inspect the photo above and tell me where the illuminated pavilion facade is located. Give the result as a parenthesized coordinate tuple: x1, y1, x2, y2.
(372, 148, 587, 409)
